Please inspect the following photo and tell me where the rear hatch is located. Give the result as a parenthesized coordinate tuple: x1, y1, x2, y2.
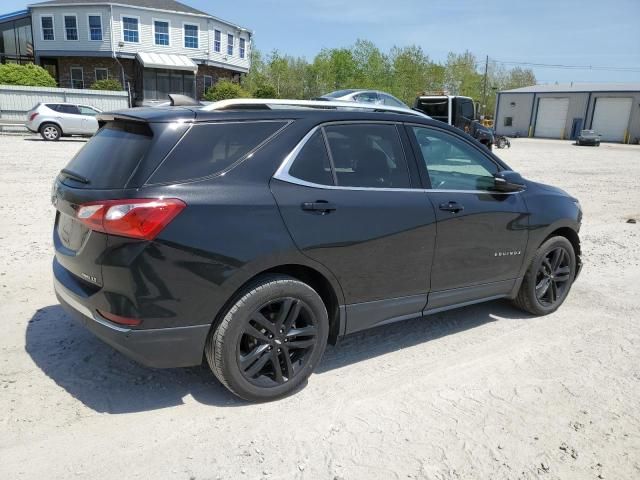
(53, 111, 192, 288)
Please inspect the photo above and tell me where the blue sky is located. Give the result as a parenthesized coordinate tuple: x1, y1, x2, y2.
(5, 0, 640, 83)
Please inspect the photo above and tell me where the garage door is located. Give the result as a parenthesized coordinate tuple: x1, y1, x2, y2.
(591, 97, 633, 142)
(535, 98, 569, 138)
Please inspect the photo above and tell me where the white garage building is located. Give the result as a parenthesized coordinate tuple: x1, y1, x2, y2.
(494, 83, 640, 143)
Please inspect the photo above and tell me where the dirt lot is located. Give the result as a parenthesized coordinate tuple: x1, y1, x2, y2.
(1, 134, 639, 479)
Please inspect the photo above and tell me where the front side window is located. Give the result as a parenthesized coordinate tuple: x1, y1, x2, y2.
(70, 67, 83, 89)
(239, 38, 246, 58)
(354, 92, 379, 104)
(123, 16, 139, 42)
(288, 130, 334, 186)
(380, 94, 406, 108)
(149, 122, 287, 184)
(64, 15, 78, 40)
(324, 124, 410, 188)
(227, 33, 234, 55)
(154, 20, 169, 45)
(184, 24, 198, 48)
(214, 29, 221, 52)
(88, 15, 102, 41)
(79, 106, 99, 116)
(411, 126, 499, 191)
(41, 16, 54, 41)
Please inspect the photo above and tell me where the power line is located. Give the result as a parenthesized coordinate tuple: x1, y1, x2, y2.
(491, 59, 640, 73)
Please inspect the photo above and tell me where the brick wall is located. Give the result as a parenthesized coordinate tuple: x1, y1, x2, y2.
(55, 57, 240, 101)
(196, 64, 236, 99)
(57, 57, 123, 89)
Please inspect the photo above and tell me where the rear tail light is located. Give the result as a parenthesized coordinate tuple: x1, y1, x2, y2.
(28, 112, 39, 121)
(97, 309, 142, 326)
(76, 198, 186, 240)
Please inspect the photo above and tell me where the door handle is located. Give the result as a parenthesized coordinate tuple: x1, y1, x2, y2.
(301, 200, 336, 214)
(439, 201, 464, 213)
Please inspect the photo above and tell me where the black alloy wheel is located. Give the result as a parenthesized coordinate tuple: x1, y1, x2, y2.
(238, 297, 318, 387)
(513, 236, 576, 315)
(206, 275, 328, 402)
(534, 246, 572, 307)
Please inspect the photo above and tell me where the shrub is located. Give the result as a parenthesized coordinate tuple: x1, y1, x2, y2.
(203, 80, 250, 101)
(90, 79, 123, 91)
(253, 84, 277, 98)
(0, 63, 56, 87)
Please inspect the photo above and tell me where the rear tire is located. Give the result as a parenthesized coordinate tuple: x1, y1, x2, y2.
(205, 275, 329, 402)
(40, 123, 61, 141)
(513, 236, 576, 315)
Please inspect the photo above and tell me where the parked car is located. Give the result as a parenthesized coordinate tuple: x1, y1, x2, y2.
(52, 100, 582, 402)
(576, 129, 601, 146)
(25, 103, 102, 141)
(317, 89, 409, 108)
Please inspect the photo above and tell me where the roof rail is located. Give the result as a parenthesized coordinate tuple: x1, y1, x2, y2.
(200, 98, 430, 118)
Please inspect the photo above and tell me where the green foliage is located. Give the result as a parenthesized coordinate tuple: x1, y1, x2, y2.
(0, 63, 57, 87)
(253, 84, 277, 98)
(240, 39, 536, 113)
(90, 79, 122, 91)
(203, 80, 250, 101)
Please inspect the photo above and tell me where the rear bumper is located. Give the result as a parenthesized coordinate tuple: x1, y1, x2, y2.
(53, 275, 210, 368)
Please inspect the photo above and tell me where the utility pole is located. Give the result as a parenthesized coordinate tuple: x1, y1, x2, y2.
(481, 55, 489, 117)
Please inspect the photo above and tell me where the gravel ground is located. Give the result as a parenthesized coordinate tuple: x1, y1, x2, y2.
(1, 134, 639, 480)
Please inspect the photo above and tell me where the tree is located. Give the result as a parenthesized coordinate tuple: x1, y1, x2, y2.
(444, 51, 482, 98)
(253, 84, 277, 98)
(203, 80, 250, 101)
(90, 79, 122, 91)
(0, 63, 56, 87)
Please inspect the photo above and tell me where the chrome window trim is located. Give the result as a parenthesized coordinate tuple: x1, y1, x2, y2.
(273, 123, 521, 195)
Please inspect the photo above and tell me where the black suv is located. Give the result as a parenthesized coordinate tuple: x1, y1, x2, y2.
(52, 102, 582, 401)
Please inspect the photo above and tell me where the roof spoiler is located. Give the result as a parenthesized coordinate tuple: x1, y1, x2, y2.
(168, 94, 200, 106)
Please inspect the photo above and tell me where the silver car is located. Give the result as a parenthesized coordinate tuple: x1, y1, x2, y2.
(25, 103, 102, 141)
(317, 89, 409, 108)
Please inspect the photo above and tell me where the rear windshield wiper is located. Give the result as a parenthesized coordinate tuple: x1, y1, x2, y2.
(60, 168, 90, 185)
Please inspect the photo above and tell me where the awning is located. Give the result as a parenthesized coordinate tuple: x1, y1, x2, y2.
(136, 52, 198, 72)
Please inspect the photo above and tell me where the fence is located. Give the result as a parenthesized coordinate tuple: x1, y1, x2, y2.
(0, 84, 129, 121)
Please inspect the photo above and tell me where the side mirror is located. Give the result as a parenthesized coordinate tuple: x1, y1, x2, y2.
(493, 171, 526, 192)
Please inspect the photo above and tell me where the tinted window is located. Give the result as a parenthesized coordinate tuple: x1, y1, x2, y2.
(288, 130, 334, 186)
(150, 121, 286, 184)
(57, 104, 80, 114)
(325, 124, 410, 189)
(62, 122, 152, 189)
(412, 127, 498, 191)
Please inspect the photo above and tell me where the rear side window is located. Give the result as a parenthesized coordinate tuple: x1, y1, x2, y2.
(149, 121, 287, 184)
(288, 130, 334, 186)
(324, 124, 410, 188)
(62, 121, 152, 189)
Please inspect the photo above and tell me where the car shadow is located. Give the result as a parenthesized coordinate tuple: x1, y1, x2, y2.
(26, 301, 530, 413)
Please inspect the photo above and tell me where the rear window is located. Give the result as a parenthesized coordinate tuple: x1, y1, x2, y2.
(148, 121, 287, 184)
(61, 121, 152, 189)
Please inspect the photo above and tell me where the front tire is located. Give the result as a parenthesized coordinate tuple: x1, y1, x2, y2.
(206, 275, 329, 402)
(40, 123, 61, 141)
(513, 236, 576, 315)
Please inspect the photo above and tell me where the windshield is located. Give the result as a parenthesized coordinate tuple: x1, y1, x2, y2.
(581, 130, 595, 135)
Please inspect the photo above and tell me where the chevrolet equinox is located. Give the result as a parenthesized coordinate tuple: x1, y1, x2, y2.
(52, 102, 582, 401)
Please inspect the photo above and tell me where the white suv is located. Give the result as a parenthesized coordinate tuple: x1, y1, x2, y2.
(25, 103, 102, 141)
